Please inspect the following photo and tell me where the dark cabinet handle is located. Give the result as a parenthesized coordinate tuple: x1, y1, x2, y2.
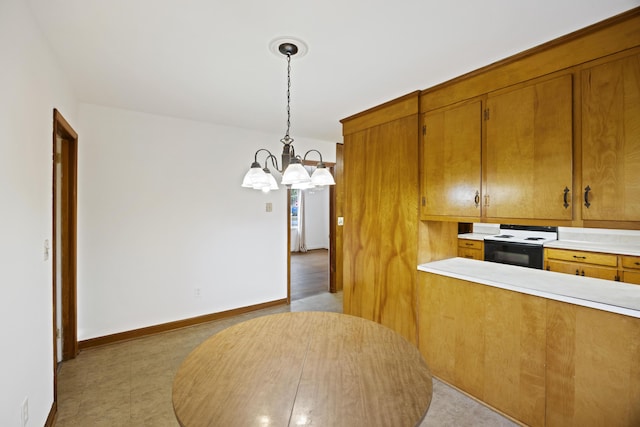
(584, 185, 591, 208)
(575, 269, 580, 275)
(635, 262, 640, 266)
(563, 187, 570, 209)
(581, 270, 585, 276)
(474, 191, 480, 208)
(573, 255, 586, 260)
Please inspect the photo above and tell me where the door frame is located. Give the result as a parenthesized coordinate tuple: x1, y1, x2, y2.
(52, 109, 78, 402)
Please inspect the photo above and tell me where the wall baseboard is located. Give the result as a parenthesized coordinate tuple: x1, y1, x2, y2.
(79, 298, 288, 350)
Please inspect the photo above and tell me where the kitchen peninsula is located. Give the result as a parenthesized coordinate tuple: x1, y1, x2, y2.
(417, 258, 640, 426)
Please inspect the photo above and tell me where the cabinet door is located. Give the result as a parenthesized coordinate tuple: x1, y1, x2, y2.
(623, 271, 640, 285)
(422, 101, 482, 219)
(485, 74, 573, 220)
(582, 53, 640, 221)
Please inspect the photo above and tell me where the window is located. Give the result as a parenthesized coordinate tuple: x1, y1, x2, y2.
(291, 189, 299, 227)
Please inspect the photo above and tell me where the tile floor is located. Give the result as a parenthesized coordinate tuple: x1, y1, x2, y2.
(54, 292, 518, 426)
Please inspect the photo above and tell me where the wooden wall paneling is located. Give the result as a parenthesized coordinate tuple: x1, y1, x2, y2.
(343, 128, 378, 321)
(374, 115, 419, 343)
(452, 277, 486, 399)
(417, 273, 457, 383)
(417, 221, 459, 265)
(342, 92, 420, 136)
(342, 93, 419, 344)
(546, 301, 640, 426)
(483, 290, 546, 427)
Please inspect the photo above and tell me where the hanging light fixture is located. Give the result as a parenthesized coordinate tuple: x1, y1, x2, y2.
(241, 39, 335, 192)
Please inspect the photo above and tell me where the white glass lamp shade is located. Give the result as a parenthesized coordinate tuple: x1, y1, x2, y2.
(291, 181, 315, 190)
(261, 169, 279, 193)
(242, 162, 270, 189)
(310, 165, 335, 186)
(281, 159, 311, 185)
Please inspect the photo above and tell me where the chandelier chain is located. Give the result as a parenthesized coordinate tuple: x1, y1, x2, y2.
(284, 52, 292, 141)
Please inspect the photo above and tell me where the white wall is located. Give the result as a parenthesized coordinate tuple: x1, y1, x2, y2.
(0, 0, 77, 424)
(303, 188, 330, 250)
(77, 104, 335, 339)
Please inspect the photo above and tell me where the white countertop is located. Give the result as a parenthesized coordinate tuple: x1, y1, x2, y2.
(418, 258, 640, 318)
(544, 239, 640, 256)
(457, 233, 491, 241)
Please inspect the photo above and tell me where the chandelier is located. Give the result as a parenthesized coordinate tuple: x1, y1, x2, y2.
(242, 40, 335, 193)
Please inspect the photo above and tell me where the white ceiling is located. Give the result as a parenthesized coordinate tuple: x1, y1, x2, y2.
(26, 0, 639, 142)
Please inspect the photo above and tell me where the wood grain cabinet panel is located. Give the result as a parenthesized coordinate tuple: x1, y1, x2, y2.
(418, 273, 546, 426)
(581, 52, 640, 222)
(421, 100, 482, 219)
(546, 301, 640, 426)
(418, 272, 640, 427)
(342, 94, 419, 345)
(484, 74, 573, 220)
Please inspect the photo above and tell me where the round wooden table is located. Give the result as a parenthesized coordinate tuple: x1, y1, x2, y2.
(172, 312, 432, 427)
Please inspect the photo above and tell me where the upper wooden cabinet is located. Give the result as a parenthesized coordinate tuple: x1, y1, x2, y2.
(581, 52, 640, 222)
(421, 74, 574, 223)
(484, 74, 574, 220)
(421, 100, 482, 219)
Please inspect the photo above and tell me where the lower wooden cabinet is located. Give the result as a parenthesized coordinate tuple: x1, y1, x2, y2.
(546, 259, 619, 281)
(417, 272, 640, 427)
(457, 238, 483, 260)
(545, 248, 640, 283)
(621, 255, 640, 285)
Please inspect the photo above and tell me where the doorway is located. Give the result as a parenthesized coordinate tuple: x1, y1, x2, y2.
(287, 160, 338, 303)
(289, 186, 331, 301)
(52, 109, 78, 402)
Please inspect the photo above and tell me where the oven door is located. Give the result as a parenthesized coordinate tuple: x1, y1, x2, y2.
(483, 240, 544, 269)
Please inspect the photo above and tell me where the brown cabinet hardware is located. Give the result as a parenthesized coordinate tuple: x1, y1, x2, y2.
(474, 191, 480, 208)
(584, 185, 591, 208)
(563, 187, 570, 209)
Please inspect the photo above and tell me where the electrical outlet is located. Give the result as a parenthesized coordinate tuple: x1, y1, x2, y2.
(265, 202, 272, 212)
(21, 397, 28, 426)
(194, 288, 201, 297)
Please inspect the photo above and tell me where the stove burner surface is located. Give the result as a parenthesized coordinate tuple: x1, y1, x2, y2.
(525, 237, 545, 241)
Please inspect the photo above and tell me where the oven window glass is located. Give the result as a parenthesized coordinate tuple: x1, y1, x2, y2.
(493, 251, 529, 267)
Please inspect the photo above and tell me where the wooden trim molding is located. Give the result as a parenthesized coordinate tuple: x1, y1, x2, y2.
(421, 7, 640, 111)
(79, 298, 288, 349)
(341, 91, 420, 136)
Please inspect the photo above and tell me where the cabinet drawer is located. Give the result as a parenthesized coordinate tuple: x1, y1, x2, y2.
(621, 255, 640, 270)
(458, 247, 483, 260)
(546, 260, 619, 281)
(622, 271, 640, 285)
(545, 249, 617, 267)
(458, 239, 482, 250)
